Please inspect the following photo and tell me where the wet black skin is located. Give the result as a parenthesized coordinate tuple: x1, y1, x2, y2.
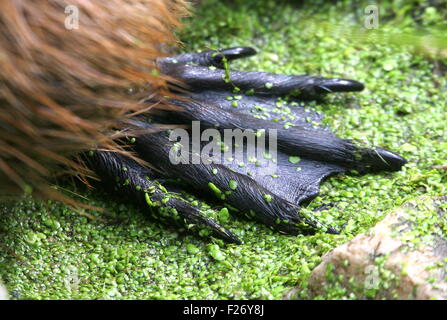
(86, 47, 407, 244)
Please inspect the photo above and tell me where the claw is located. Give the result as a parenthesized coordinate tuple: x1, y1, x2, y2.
(363, 147, 408, 171)
(210, 47, 257, 67)
(316, 78, 365, 93)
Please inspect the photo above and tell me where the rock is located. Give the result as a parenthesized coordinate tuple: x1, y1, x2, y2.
(0, 283, 8, 300)
(293, 196, 447, 299)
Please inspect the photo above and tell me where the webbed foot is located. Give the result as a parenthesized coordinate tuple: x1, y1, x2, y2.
(86, 47, 407, 243)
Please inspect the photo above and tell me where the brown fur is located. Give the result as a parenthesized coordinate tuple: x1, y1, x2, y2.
(0, 0, 189, 200)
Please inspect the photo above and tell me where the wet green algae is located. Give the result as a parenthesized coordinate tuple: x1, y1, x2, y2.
(1, 0, 447, 299)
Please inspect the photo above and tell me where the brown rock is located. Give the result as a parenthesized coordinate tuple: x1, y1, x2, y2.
(302, 196, 447, 299)
(0, 284, 8, 300)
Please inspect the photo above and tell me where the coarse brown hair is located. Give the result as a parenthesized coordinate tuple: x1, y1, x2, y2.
(0, 0, 189, 202)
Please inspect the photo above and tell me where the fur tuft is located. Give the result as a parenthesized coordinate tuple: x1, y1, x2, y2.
(0, 0, 188, 199)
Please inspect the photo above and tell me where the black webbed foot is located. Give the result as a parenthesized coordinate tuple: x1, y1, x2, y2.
(125, 122, 339, 236)
(86, 47, 407, 243)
